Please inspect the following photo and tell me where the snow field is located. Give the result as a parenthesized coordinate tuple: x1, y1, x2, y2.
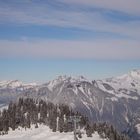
(0, 124, 106, 140)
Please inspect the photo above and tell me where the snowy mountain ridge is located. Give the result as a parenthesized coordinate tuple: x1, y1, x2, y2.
(96, 69, 140, 100)
(0, 80, 37, 89)
(1, 69, 140, 93)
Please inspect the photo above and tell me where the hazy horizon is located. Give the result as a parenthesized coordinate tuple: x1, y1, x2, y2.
(0, 59, 140, 84)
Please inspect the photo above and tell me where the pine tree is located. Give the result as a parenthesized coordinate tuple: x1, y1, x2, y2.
(26, 113, 31, 128)
(58, 115, 64, 133)
(86, 124, 92, 137)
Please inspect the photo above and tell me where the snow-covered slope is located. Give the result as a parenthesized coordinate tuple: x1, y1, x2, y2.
(96, 69, 140, 100)
(0, 125, 105, 140)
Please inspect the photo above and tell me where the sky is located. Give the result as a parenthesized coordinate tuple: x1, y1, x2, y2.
(0, 0, 140, 83)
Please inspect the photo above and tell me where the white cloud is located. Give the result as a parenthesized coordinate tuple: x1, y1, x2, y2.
(0, 39, 140, 60)
(58, 0, 140, 15)
(0, 1, 139, 60)
(0, 5, 140, 39)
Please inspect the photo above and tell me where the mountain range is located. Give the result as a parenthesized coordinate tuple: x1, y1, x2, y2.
(0, 69, 140, 140)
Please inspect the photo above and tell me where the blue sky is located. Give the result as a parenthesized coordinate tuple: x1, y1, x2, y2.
(0, 0, 140, 83)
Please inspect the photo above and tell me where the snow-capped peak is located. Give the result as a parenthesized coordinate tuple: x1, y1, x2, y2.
(96, 69, 140, 99)
(0, 80, 37, 89)
(56, 75, 69, 81)
(0, 80, 22, 88)
(75, 75, 89, 82)
(48, 75, 90, 84)
(129, 69, 140, 78)
(117, 69, 140, 80)
(47, 75, 91, 91)
(47, 76, 69, 91)
(8, 80, 22, 88)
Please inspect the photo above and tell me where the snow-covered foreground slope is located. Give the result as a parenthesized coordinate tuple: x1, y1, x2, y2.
(0, 125, 105, 140)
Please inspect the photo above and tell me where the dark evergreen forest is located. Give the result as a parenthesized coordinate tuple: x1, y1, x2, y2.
(0, 98, 130, 140)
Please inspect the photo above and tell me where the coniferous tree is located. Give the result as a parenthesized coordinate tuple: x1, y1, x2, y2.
(26, 113, 31, 128)
(86, 124, 92, 137)
(58, 114, 64, 133)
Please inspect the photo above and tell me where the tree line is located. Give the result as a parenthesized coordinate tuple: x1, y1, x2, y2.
(0, 98, 130, 140)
